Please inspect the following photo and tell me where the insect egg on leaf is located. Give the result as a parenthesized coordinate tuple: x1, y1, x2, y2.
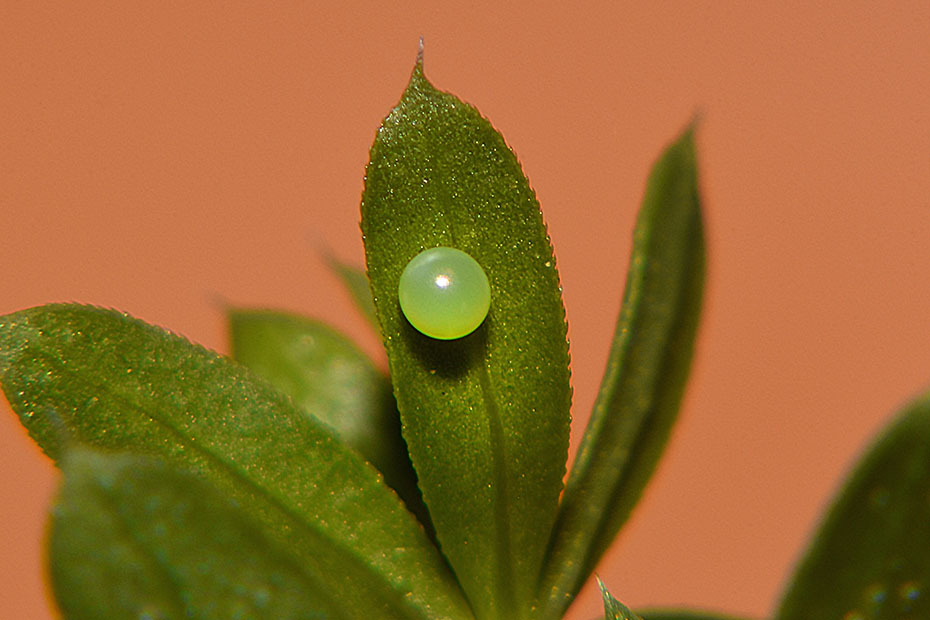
(398, 247, 490, 340)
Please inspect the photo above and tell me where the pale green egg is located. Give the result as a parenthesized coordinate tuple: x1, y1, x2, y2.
(398, 247, 490, 340)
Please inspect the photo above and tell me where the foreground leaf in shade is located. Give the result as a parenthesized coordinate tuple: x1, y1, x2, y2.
(599, 578, 643, 620)
(227, 307, 424, 521)
(776, 392, 930, 620)
(361, 59, 571, 620)
(0, 304, 472, 620)
(538, 126, 704, 619)
(50, 449, 332, 620)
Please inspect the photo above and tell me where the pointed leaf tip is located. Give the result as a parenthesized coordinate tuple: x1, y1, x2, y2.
(362, 65, 571, 620)
(538, 123, 703, 620)
(598, 578, 642, 620)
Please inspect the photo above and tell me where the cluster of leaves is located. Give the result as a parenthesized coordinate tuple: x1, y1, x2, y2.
(2, 57, 929, 620)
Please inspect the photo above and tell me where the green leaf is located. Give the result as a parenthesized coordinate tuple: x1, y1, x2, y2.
(538, 126, 704, 619)
(639, 611, 755, 620)
(598, 578, 643, 620)
(360, 60, 571, 620)
(50, 448, 333, 620)
(0, 304, 472, 620)
(776, 392, 930, 620)
(227, 307, 426, 523)
(597, 581, 750, 620)
(327, 255, 379, 329)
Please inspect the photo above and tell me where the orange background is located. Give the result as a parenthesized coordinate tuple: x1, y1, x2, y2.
(1, 3, 929, 619)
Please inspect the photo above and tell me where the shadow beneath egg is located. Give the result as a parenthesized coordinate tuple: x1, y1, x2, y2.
(400, 309, 490, 380)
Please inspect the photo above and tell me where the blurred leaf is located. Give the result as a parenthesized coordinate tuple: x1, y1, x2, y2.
(598, 578, 643, 620)
(538, 126, 704, 619)
(327, 255, 379, 329)
(50, 448, 333, 620)
(227, 307, 426, 524)
(0, 304, 472, 620)
(776, 392, 930, 620)
(361, 59, 571, 620)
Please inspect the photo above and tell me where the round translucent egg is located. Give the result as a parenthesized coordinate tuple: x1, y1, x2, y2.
(398, 247, 490, 340)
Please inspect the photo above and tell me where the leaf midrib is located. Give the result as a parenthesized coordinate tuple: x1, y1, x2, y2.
(22, 344, 436, 620)
(477, 360, 517, 617)
(91, 475, 192, 618)
(91, 458, 351, 620)
(445, 170, 518, 618)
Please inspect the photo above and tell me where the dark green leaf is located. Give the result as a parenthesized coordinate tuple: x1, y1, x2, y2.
(0, 304, 472, 620)
(227, 307, 425, 523)
(50, 448, 333, 620)
(538, 126, 704, 619)
(776, 392, 930, 620)
(598, 578, 643, 620)
(327, 255, 379, 329)
(361, 60, 571, 620)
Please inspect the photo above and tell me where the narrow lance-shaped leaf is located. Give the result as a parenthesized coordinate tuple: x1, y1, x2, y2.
(538, 126, 704, 619)
(776, 392, 930, 620)
(327, 255, 380, 329)
(0, 304, 473, 620)
(50, 448, 334, 620)
(361, 59, 571, 620)
(599, 578, 643, 620)
(639, 611, 756, 620)
(228, 307, 429, 529)
(598, 580, 751, 620)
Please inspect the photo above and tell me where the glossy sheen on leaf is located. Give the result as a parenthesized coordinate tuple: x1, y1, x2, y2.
(776, 392, 930, 620)
(0, 304, 472, 620)
(361, 61, 571, 620)
(398, 247, 491, 340)
(50, 449, 331, 620)
(538, 126, 704, 620)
